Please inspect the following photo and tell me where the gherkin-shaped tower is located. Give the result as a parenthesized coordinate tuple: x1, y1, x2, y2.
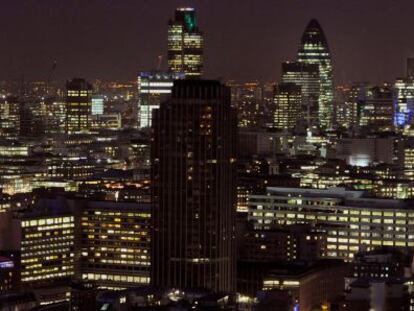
(298, 19, 334, 129)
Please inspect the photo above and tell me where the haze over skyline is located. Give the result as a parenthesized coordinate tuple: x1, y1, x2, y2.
(2, 0, 414, 84)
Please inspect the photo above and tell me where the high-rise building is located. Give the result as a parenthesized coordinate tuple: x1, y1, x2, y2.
(393, 77, 414, 129)
(137, 71, 184, 128)
(297, 19, 334, 129)
(360, 85, 394, 131)
(273, 83, 302, 131)
(335, 83, 368, 130)
(65, 78, 93, 134)
(281, 61, 320, 126)
(168, 8, 203, 78)
(151, 80, 237, 291)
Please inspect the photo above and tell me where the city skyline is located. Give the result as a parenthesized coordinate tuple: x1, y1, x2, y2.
(1, 0, 414, 84)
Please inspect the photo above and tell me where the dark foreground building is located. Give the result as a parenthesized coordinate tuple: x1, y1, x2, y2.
(151, 80, 237, 291)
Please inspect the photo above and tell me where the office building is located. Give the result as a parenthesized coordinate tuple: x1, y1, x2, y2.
(19, 210, 75, 285)
(248, 187, 414, 260)
(281, 61, 320, 126)
(273, 83, 302, 130)
(151, 80, 237, 291)
(137, 71, 184, 128)
(240, 224, 327, 263)
(360, 86, 394, 131)
(297, 19, 334, 129)
(168, 8, 203, 78)
(77, 200, 151, 288)
(0, 96, 20, 138)
(91, 95, 104, 115)
(65, 78, 93, 134)
(393, 77, 414, 128)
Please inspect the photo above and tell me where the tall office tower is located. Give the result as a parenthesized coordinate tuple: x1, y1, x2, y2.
(393, 78, 414, 129)
(137, 71, 184, 128)
(360, 86, 394, 131)
(297, 19, 334, 129)
(227, 81, 264, 128)
(407, 58, 414, 78)
(168, 8, 203, 78)
(151, 80, 237, 291)
(65, 78, 93, 134)
(281, 61, 319, 126)
(335, 83, 368, 130)
(273, 83, 302, 131)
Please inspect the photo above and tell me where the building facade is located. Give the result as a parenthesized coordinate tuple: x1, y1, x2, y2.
(168, 8, 203, 78)
(151, 80, 237, 291)
(65, 78, 93, 134)
(137, 71, 184, 128)
(393, 78, 414, 129)
(297, 19, 334, 129)
(273, 83, 302, 131)
(76, 200, 151, 288)
(281, 61, 319, 127)
(248, 187, 414, 260)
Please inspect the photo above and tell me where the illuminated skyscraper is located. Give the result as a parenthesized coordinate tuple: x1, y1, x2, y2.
(151, 80, 237, 291)
(281, 61, 319, 126)
(168, 8, 203, 78)
(297, 19, 334, 129)
(137, 71, 184, 128)
(394, 78, 414, 129)
(273, 83, 302, 131)
(360, 85, 393, 131)
(65, 78, 93, 134)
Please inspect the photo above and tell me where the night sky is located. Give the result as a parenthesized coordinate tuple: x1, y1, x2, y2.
(2, 0, 414, 84)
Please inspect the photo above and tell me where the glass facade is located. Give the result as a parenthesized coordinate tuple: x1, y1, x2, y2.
(273, 83, 302, 130)
(281, 61, 320, 127)
(137, 71, 184, 128)
(297, 19, 334, 129)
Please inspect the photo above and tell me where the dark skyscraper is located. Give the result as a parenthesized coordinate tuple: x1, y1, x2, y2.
(65, 78, 93, 134)
(168, 8, 204, 78)
(151, 80, 237, 291)
(298, 19, 334, 129)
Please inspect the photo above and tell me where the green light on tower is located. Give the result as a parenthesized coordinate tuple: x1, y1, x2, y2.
(184, 13, 195, 32)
